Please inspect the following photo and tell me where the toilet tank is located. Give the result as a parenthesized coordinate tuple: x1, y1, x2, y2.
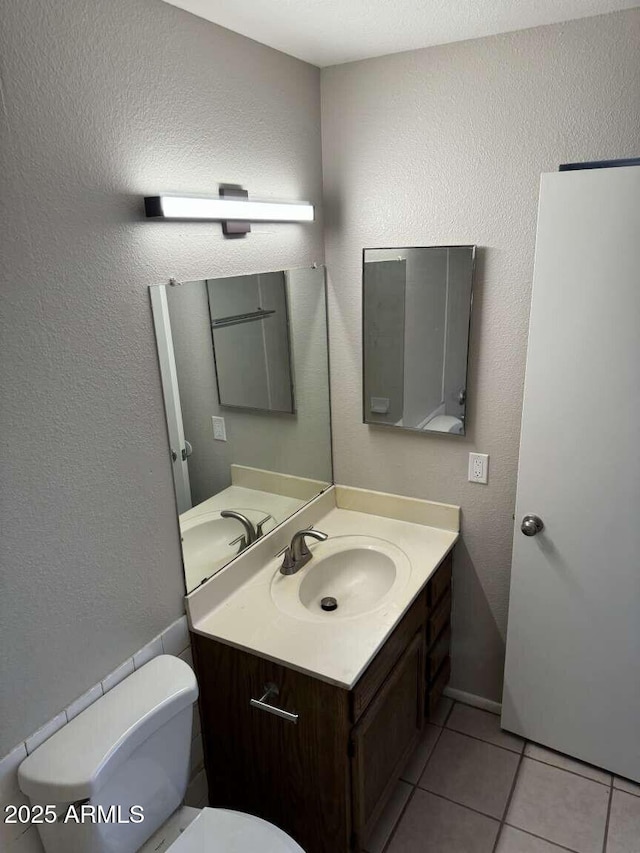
(18, 655, 198, 853)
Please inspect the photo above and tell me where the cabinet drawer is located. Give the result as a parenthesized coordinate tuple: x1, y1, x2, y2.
(426, 588, 451, 648)
(426, 624, 451, 684)
(351, 590, 427, 722)
(427, 553, 452, 611)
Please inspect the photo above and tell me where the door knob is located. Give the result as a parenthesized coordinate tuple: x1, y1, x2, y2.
(521, 514, 544, 537)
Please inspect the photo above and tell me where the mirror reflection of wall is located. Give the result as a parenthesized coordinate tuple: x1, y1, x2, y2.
(363, 246, 475, 436)
(150, 266, 332, 592)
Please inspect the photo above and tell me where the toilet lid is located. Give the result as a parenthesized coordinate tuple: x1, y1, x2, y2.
(169, 807, 305, 853)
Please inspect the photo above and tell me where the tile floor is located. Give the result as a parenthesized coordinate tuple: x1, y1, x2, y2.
(365, 697, 640, 853)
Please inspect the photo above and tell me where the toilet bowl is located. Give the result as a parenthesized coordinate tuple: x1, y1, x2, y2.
(156, 806, 304, 852)
(18, 655, 303, 853)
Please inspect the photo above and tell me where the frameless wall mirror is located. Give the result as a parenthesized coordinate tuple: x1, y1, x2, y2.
(150, 265, 332, 593)
(363, 246, 475, 436)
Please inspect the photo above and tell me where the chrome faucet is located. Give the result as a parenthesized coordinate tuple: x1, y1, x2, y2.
(221, 510, 273, 555)
(280, 529, 328, 575)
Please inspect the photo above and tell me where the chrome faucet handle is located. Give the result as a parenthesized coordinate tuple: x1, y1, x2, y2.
(280, 547, 297, 575)
(291, 529, 328, 562)
(256, 514, 273, 537)
(228, 534, 248, 555)
(279, 529, 328, 575)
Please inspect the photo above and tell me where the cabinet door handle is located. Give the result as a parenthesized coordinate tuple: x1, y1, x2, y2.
(250, 683, 299, 724)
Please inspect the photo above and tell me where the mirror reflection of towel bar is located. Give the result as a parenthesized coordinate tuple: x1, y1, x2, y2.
(211, 309, 276, 329)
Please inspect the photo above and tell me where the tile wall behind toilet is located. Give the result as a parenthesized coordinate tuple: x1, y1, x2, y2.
(0, 618, 204, 853)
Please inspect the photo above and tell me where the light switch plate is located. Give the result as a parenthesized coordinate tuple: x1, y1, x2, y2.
(468, 452, 489, 484)
(212, 416, 227, 441)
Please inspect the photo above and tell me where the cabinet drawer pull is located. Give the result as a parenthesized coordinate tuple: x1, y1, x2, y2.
(250, 683, 299, 724)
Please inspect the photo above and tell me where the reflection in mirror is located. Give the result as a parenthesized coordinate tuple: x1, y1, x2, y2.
(208, 272, 294, 413)
(150, 266, 332, 592)
(363, 246, 475, 435)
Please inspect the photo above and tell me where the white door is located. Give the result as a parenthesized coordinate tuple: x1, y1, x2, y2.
(149, 285, 192, 515)
(502, 166, 640, 781)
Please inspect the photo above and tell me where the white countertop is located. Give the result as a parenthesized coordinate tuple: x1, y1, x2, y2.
(190, 502, 458, 689)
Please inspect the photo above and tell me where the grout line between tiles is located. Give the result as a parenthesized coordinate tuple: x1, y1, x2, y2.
(502, 823, 583, 853)
(441, 698, 456, 727)
(416, 701, 525, 825)
(414, 786, 504, 824)
(375, 698, 618, 853)
(601, 779, 614, 853)
(378, 704, 452, 852)
(446, 702, 612, 788)
(410, 713, 447, 780)
(444, 726, 525, 756)
(523, 755, 612, 788)
(612, 780, 640, 799)
(380, 783, 419, 853)
(492, 749, 525, 852)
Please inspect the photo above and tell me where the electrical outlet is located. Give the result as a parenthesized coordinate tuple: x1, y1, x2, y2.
(212, 416, 227, 441)
(468, 452, 489, 484)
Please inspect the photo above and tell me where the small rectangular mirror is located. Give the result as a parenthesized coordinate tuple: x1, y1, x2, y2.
(150, 265, 332, 593)
(363, 246, 475, 435)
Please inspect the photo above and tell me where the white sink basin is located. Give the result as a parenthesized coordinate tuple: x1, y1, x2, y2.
(271, 535, 411, 620)
(181, 509, 275, 590)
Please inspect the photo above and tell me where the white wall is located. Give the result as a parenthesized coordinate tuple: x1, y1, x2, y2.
(0, 0, 323, 755)
(321, 8, 640, 702)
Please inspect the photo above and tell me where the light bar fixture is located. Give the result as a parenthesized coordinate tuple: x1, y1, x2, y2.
(144, 185, 314, 237)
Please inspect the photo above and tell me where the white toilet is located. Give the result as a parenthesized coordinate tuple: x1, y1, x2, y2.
(18, 655, 303, 853)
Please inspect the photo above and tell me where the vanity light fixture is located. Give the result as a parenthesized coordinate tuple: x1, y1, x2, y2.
(144, 185, 314, 237)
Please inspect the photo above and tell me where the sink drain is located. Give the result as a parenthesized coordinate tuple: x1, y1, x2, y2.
(320, 596, 338, 612)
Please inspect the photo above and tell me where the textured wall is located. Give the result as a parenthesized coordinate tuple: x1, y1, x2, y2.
(0, 0, 323, 754)
(321, 9, 640, 702)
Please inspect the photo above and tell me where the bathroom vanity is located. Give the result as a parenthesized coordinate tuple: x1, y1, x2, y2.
(193, 554, 451, 853)
(151, 262, 458, 848)
(187, 487, 457, 853)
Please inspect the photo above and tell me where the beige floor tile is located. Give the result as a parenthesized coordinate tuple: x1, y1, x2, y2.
(387, 789, 499, 853)
(419, 729, 520, 818)
(496, 826, 568, 852)
(364, 780, 412, 853)
(429, 695, 453, 726)
(606, 789, 640, 853)
(524, 743, 611, 785)
(507, 758, 609, 853)
(401, 724, 440, 784)
(613, 776, 640, 797)
(447, 703, 525, 753)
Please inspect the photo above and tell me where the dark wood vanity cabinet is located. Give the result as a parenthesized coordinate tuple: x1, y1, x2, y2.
(192, 552, 453, 853)
(425, 552, 452, 717)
